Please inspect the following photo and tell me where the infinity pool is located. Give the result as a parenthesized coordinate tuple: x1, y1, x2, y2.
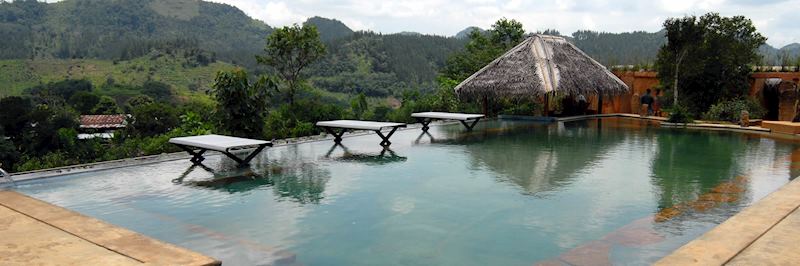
(12, 118, 800, 265)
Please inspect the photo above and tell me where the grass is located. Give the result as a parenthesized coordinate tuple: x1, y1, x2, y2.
(0, 54, 396, 109)
(0, 54, 236, 98)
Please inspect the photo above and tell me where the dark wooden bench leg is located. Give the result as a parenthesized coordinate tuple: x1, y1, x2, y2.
(177, 144, 208, 164)
(415, 117, 433, 132)
(223, 143, 272, 167)
(376, 127, 400, 146)
(459, 118, 481, 131)
(323, 127, 346, 143)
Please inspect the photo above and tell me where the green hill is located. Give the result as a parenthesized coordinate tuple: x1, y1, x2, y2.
(0, 51, 236, 98)
(0, 0, 271, 66)
(304, 16, 354, 42)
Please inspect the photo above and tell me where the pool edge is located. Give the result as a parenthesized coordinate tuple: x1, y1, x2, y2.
(0, 190, 221, 266)
(655, 178, 800, 265)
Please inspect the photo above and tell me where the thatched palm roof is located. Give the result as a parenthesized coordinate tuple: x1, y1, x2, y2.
(454, 34, 629, 100)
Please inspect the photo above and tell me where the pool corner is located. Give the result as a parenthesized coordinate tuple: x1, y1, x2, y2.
(0, 190, 220, 266)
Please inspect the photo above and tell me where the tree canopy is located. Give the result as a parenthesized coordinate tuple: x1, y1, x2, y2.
(656, 13, 766, 116)
(211, 68, 276, 138)
(257, 23, 326, 106)
(440, 18, 526, 82)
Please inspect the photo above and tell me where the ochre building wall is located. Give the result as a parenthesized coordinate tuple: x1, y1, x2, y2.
(600, 71, 800, 119)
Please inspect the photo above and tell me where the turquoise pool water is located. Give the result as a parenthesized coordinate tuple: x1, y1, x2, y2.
(12, 118, 800, 265)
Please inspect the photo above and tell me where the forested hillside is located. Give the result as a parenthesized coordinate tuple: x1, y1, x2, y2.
(760, 44, 800, 65)
(0, 0, 272, 66)
(310, 31, 466, 96)
(0, 0, 466, 98)
(0, 49, 235, 98)
(304, 16, 354, 42)
(570, 30, 666, 66)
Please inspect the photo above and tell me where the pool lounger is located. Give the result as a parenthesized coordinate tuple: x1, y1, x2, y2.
(411, 112, 485, 131)
(316, 120, 407, 146)
(169, 134, 272, 166)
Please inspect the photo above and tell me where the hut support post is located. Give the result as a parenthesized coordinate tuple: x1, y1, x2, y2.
(598, 94, 603, 114)
(543, 93, 550, 117)
(482, 96, 489, 116)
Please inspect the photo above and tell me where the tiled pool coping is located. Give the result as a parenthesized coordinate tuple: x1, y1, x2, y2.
(0, 190, 220, 265)
(655, 178, 800, 265)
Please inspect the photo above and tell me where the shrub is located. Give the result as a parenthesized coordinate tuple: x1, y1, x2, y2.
(667, 105, 694, 123)
(500, 101, 539, 116)
(702, 98, 766, 123)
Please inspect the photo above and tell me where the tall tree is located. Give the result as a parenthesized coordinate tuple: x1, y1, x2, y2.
(211, 68, 276, 138)
(256, 24, 326, 106)
(656, 13, 766, 115)
(440, 18, 525, 82)
(92, 96, 121, 115)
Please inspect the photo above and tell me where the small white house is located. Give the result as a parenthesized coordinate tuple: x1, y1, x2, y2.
(78, 114, 129, 140)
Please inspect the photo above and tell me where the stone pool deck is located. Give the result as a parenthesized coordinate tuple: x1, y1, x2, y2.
(656, 178, 800, 265)
(0, 190, 220, 266)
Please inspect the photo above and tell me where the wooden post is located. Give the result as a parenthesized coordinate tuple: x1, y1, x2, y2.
(482, 96, 489, 116)
(543, 93, 550, 117)
(598, 93, 604, 114)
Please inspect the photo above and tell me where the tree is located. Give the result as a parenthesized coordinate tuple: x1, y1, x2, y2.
(68, 91, 101, 114)
(656, 13, 766, 115)
(0, 134, 18, 172)
(124, 95, 154, 111)
(27, 79, 93, 105)
(211, 68, 277, 138)
(350, 93, 368, 119)
(0, 96, 33, 140)
(489, 18, 526, 50)
(657, 16, 704, 107)
(441, 18, 525, 82)
(256, 24, 326, 106)
(92, 96, 121, 114)
(141, 81, 173, 102)
(129, 103, 179, 136)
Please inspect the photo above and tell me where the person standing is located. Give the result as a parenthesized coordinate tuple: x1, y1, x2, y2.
(640, 89, 654, 116)
(653, 89, 662, 116)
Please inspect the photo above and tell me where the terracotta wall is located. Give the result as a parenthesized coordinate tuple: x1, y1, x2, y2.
(600, 71, 660, 114)
(600, 71, 800, 119)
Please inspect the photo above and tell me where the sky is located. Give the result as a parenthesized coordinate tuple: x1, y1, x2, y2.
(203, 0, 799, 47)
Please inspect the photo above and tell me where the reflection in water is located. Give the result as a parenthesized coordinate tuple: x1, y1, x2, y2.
(414, 131, 436, 144)
(790, 148, 800, 180)
(323, 143, 407, 165)
(651, 130, 742, 210)
(461, 119, 647, 195)
(174, 149, 332, 204)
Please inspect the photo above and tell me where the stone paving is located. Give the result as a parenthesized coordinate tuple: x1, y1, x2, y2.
(656, 178, 800, 265)
(0, 190, 220, 266)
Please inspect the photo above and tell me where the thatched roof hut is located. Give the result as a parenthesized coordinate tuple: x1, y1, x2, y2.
(454, 34, 629, 100)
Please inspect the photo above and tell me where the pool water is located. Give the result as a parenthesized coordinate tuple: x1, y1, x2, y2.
(13, 118, 800, 265)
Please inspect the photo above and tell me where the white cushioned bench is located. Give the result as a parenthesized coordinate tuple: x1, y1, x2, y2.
(169, 134, 272, 166)
(316, 120, 406, 146)
(411, 112, 485, 131)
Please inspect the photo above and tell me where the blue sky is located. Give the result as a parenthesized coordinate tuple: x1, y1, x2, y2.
(205, 0, 799, 47)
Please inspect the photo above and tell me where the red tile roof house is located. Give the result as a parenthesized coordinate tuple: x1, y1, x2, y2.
(78, 114, 129, 140)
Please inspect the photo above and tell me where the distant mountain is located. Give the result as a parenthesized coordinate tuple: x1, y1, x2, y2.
(759, 43, 800, 65)
(455, 27, 484, 39)
(0, 0, 272, 66)
(0, 0, 467, 98)
(569, 30, 666, 66)
(309, 32, 467, 96)
(397, 31, 422, 36)
(304, 16, 353, 42)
